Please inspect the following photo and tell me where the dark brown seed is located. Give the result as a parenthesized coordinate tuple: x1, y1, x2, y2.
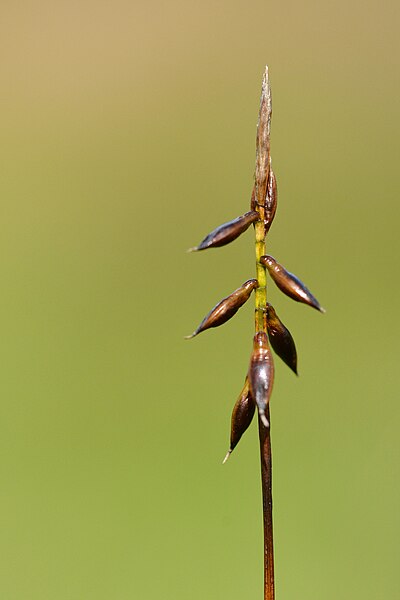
(247, 332, 274, 427)
(260, 255, 325, 313)
(266, 303, 298, 375)
(185, 279, 258, 339)
(223, 378, 255, 464)
(187, 211, 259, 252)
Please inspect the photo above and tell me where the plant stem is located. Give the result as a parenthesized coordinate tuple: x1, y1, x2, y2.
(254, 66, 274, 600)
(255, 219, 267, 331)
(259, 408, 274, 600)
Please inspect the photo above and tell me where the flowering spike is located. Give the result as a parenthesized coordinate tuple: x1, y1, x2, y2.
(185, 279, 258, 339)
(260, 255, 325, 313)
(266, 303, 298, 375)
(185, 68, 324, 599)
(188, 211, 259, 252)
(248, 332, 274, 427)
(223, 378, 256, 463)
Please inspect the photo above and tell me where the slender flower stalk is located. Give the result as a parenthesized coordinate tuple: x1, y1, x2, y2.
(186, 66, 324, 600)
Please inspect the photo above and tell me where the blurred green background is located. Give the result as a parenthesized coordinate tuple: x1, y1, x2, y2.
(0, 1, 399, 598)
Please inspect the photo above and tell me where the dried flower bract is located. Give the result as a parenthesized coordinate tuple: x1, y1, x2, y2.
(188, 211, 259, 252)
(248, 332, 275, 428)
(223, 378, 255, 464)
(185, 279, 258, 339)
(260, 255, 325, 312)
(266, 303, 298, 375)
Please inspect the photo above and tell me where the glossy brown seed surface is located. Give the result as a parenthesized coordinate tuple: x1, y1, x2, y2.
(223, 378, 255, 463)
(185, 279, 258, 339)
(260, 255, 325, 313)
(248, 331, 274, 427)
(188, 211, 259, 252)
(266, 303, 298, 375)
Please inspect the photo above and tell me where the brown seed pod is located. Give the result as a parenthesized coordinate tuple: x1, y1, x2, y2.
(247, 331, 275, 427)
(185, 279, 258, 339)
(260, 255, 325, 313)
(187, 211, 259, 252)
(266, 303, 298, 375)
(223, 378, 256, 464)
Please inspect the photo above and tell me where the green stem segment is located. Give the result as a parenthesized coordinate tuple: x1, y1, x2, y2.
(255, 220, 267, 332)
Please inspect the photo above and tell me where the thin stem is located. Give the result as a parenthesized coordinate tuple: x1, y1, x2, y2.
(259, 408, 274, 600)
(254, 66, 274, 600)
(254, 218, 267, 331)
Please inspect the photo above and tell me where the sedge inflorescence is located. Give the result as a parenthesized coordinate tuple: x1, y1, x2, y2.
(186, 67, 324, 463)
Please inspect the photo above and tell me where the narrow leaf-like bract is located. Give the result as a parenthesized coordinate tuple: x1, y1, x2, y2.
(223, 378, 256, 463)
(260, 255, 325, 313)
(188, 211, 259, 252)
(185, 279, 258, 339)
(248, 332, 274, 427)
(264, 169, 277, 233)
(266, 303, 298, 375)
(255, 71, 272, 207)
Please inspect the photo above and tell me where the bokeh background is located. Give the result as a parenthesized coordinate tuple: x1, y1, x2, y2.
(0, 1, 399, 598)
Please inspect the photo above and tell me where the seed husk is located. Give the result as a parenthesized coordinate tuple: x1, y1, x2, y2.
(260, 255, 325, 313)
(185, 279, 258, 339)
(223, 378, 256, 464)
(266, 303, 298, 375)
(247, 331, 275, 427)
(188, 211, 259, 252)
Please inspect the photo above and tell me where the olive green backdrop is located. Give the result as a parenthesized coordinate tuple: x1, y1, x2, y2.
(0, 1, 398, 598)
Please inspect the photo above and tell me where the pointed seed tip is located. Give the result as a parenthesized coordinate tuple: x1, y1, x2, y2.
(186, 246, 198, 253)
(319, 306, 327, 314)
(222, 451, 231, 465)
(184, 333, 196, 340)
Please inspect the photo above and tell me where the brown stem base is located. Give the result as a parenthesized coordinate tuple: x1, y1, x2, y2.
(259, 406, 274, 600)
